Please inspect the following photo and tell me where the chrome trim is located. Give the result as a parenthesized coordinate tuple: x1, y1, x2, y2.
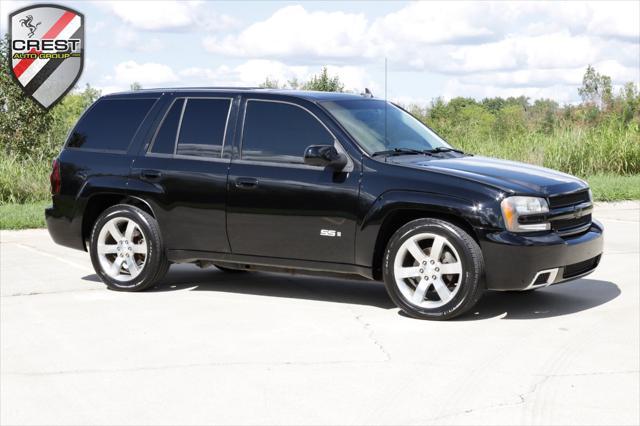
(525, 268, 559, 290)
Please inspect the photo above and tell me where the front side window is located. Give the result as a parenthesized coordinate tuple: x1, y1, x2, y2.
(321, 99, 451, 155)
(241, 100, 334, 164)
(68, 98, 156, 151)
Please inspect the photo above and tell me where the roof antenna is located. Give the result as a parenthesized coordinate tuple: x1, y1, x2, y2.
(361, 87, 373, 98)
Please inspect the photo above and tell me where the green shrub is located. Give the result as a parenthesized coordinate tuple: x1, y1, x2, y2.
(0, 155, 50, 204)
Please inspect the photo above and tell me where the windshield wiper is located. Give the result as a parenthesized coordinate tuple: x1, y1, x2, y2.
(371, 148, 428, 157)
(422, 147, 465, 154)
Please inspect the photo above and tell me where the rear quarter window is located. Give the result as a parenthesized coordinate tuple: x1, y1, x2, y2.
(67, 98, 157, 151)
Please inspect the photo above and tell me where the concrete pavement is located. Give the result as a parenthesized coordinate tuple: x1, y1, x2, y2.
(1, 201, 638, 425)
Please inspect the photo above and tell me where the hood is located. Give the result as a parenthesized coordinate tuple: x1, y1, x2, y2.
(387, 155, 588, 195)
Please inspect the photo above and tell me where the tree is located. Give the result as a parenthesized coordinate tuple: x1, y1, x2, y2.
(0, 34, 53, 158)
(258, 77, 281, 89)
(302, 67, 344, 92)
(578, 65, 613, 110)
(620, 82, 640, 124)
(130, 82, 143, 91)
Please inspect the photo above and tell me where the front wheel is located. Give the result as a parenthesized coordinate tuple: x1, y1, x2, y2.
(383, 218, 485, 320)
(89, 204, 168, 291)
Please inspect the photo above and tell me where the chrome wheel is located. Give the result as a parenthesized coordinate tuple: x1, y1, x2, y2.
(393, 232, 463, 308)
(96, 217, 148, 283)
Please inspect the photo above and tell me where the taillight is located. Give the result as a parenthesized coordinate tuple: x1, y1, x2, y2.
(50, 159, 61, 195)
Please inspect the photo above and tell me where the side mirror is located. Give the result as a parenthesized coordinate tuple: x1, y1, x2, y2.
(303, 145, 348, 170)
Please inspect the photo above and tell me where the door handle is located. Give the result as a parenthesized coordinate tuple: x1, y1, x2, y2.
(235, 177, 259, 189)
(140, 169, 162, 180)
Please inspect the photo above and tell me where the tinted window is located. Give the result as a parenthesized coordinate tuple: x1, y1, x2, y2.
(176, 98, 230, 158)
(322, 99, 450, 155)
(150, 99, 184, 154)
(242, 101, 334, 164)
(67, 98, 156, 150)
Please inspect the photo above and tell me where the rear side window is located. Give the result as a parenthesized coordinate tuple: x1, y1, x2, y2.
(150, 99, 184, 154)
(241, 100, 334, 164)
(176, 98, 231, 158)
(67, 98, 156, 151)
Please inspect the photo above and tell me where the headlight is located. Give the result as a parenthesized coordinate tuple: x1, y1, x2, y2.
(500, 196, 550, 232)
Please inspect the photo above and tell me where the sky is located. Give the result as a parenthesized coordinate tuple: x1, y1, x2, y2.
(1, 0, 639, 105)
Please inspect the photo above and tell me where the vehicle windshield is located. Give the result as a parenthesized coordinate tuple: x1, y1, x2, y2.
(321, 99, 451, 155)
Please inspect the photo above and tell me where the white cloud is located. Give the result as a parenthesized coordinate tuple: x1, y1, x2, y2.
(203, 5, 371, 59)
(200, 2, 638, 103)
(113, 27, 164, 52)
(101, 0, 238, 32)
(112, 61, 179, 86)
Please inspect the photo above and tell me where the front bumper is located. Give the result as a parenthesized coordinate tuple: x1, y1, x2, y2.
(479, 220, 604, 291)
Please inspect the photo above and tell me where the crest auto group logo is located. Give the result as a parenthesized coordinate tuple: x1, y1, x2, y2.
(9, 4, 84, 109)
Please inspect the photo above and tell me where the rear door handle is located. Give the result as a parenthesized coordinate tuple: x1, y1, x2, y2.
(235, 177, 259, 189)
(140, 169, 162, 180)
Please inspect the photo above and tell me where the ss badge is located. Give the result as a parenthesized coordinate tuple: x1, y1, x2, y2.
(320, 229, 342, 237)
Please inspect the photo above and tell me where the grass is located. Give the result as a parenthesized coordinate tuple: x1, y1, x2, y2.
(586, 174, 640, 202)
(0, 155, 50, 204)
(0, 200, 48, 230)
(449, 123, 640, 177)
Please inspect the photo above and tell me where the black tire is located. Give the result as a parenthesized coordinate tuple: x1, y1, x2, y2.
(89, 204, 168, 291)
(383, 218, 484, 320)
(214, 264, 248, 273)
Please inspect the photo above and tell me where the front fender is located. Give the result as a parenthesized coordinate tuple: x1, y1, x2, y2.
(355, 190, 500, 267)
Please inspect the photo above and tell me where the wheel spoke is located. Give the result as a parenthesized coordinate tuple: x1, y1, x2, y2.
(97, 244, 118, 254)
(107, 222, 124, 241)
(432, 278, 452, 302)
(406, 238, 427, 263)
(110, 257, 124, 276)
(439, 261, 462, 275)
(412, 280, 430, 304)
(396, 266, 422, 279)
(429, 236, 445, 262)
(126, 257, 140, 276)
(124, 220, 136, 241)
(132, 243, 147, 254)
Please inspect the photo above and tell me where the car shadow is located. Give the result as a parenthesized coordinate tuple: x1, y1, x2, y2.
(149, 264, 396, 309)
(454, 279, 620, 320)
(82, 266, 620, 319)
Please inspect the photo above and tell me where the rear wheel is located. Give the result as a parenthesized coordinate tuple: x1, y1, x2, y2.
(383, 218, 484, 320)
(90, 204, 168, 291)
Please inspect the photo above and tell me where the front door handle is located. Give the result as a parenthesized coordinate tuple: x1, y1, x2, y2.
(235, 177, 259, 189)
(140, 169, 162, 180)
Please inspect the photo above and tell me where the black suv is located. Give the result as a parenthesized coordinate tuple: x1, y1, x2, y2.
(46, 88, 603, 320)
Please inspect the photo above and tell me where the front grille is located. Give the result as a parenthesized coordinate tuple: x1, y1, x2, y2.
(563, 255, 601, 279)
(551, 213, 592, 233)
(548, 190, 590, 209)
(547, 189, 592, 237)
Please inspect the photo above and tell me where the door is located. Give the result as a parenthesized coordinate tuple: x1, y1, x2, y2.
(130, 95, 235, 253)
(226, 98, 360, 264)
